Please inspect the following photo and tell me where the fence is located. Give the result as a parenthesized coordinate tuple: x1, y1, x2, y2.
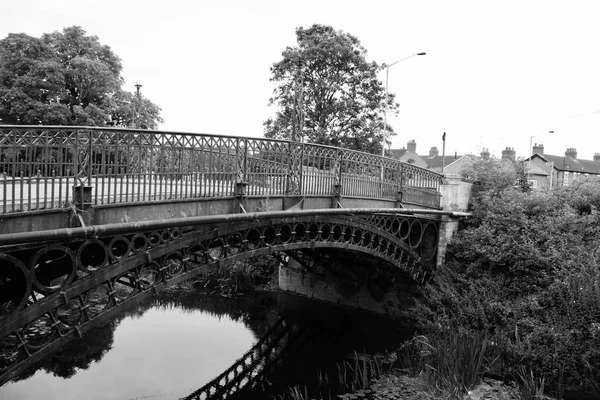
(0, 126, 443, 213)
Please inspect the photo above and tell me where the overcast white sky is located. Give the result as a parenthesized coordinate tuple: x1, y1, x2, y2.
(2, 0, 600, 160)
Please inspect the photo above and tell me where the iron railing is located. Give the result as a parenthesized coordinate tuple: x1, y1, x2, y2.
(0, 126, 443, 213)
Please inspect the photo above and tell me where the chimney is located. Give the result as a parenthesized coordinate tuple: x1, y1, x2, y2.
(480, 148, 490, 160)
(501, 147, 516, 161)
(532, 143, 544, 154)
(407, 140, 417, 153)
(565, 148, 577, 159)
(594, 153, 600, 162)
(429, 146, 439, 157)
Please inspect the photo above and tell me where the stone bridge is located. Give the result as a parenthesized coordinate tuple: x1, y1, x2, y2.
(0, 126, 468, 388)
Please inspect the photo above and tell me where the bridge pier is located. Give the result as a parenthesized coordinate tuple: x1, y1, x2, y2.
(278, 253, 421, 319)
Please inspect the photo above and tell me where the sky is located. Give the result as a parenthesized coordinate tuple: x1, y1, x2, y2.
(2, 0, 600, 160)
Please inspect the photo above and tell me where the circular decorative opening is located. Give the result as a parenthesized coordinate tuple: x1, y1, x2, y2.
(420, 222, 439, 260)
(112, 273, 137, 301)
(246, 228, 262, 250)
(343, 227, 353, 242)
(294, 224, 307, 241)
(321, 224, 331, 241)
(352, 229, 363, 245)
(399, 219, 410, 240)
(227, 233, 244, 255)
(207, 238, 225, 260)
(0, 254, 30, 317)
(84, 284, 111, 317)
(263, 226, 277, 246)
(161, 230, 171, 243)
(384, 218, 392, 231)
(362, 232, 372, 247)
(77, 239, 108, 272)
(332, 225, 343, 242)
(391, 219, 400, 235)
(108, 236, 131, 260)
(0, 334, 21, 371)
(137, 261, 161, 290)
(23, 314, 54, 350)
(308, 223, 319, 240)
(31, 245, 76, 293)
(279, 225, 293, 243)
(56, 299, 83, 329)
(186, 244, 206, 266)
(147, 231, 161, 247)
(131, 234, 148, 252)
(371, 234, 380, 250)
(171, 228, 182, 240)
(162, 253, 185, 279)
(409, 220, 423, 248)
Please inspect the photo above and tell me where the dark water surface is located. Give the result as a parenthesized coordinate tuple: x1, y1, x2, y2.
(0, 289, 414, 400)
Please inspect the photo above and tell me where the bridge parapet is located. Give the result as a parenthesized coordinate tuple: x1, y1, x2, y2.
(0, 126, 442, 217)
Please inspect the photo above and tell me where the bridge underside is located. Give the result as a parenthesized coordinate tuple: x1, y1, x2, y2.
(0, 209, 439, 385)
(280, 248, 423, 318)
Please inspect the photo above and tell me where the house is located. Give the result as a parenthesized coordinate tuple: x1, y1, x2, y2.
(389, 140, 476, 175)
(527, 144, 600, 189)
(388, 140, 428, 168)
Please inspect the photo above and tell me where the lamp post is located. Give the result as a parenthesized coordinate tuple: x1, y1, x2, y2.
(381, 52, 426, 157)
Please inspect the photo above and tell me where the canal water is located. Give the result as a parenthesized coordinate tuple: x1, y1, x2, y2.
(0, 288, 415, 400)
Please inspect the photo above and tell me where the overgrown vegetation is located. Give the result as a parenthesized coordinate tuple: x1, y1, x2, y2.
(194, 255, 279, 295)
(412, 157, 600, 398)
(278, 352, 393, 400)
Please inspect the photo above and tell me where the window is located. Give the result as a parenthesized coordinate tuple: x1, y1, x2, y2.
(528, 179, 538, 188)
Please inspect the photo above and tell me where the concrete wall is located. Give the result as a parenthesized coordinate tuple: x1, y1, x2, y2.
(439, 174, 472, 212)
(437, 174, 473, 264)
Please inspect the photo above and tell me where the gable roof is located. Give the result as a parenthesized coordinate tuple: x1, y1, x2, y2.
(528, 161, 549, 176)
(423, 154, 471, 169)
(531, 153, 600, 174)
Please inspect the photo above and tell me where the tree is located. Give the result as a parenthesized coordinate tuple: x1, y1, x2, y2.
(0, 26, 163, 128)
(263, 24, 398, 154)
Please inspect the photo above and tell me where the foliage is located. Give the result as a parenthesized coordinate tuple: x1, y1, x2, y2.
(194, 256, 278, 295)
(416, 179, 600, 396)
(264, 24, 397, 154)
(461, 157, 530, 212)
(395, 331, 491, 399)
(0, 26, 163, 128)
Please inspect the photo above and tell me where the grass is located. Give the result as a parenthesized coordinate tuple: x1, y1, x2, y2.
(394, 330, 494, 399)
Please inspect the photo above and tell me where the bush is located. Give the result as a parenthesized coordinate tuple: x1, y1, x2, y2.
(416, 174, 600, 396)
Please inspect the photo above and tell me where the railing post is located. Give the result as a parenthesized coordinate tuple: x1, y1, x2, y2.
(286, 141, 301, 196)
(396, 161, 404, 208)
(235, 138, 248, 212)
(332, 150, 343, 208)
(71, 129, 94, 226)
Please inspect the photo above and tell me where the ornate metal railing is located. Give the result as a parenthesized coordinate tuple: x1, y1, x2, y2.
(0, 126, 442, 213)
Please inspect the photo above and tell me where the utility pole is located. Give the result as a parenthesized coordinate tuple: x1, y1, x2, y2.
(441, 132, 446, 174)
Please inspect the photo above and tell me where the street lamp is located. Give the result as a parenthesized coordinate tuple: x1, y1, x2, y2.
(381, 52, 426, 157)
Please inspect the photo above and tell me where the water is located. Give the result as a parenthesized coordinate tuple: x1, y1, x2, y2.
(0, 289, 414, 400)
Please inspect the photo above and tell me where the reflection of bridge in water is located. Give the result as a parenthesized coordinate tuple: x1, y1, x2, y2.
(0, 126, 466, 389)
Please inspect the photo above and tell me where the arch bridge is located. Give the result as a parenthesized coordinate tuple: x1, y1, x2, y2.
(0, 126, 455, 386)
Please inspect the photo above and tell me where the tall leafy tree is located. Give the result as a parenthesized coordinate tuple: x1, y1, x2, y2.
(0, 26, 162, 128)
(264, 24, 398, 154)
